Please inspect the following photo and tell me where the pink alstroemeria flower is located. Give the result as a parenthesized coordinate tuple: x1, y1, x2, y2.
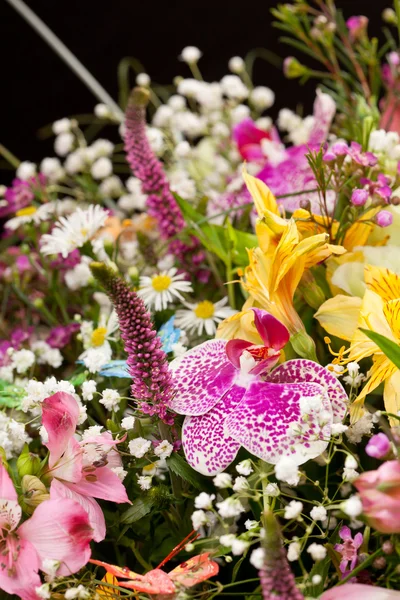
(42, 392, 130, 542)
(0, 463, 92, 600)
(321, 584, 400, 599)
(167, 309, 347, 475)
(334, 526, 363, 575)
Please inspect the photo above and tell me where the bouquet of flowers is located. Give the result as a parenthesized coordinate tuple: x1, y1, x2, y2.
(2, 1, 400, 598)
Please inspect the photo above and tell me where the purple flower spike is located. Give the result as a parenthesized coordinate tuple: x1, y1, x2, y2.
(168, 309, 347, 475)
(366, 433, 391, 459)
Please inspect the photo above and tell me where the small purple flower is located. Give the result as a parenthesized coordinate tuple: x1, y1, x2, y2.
(335, 526, 363, 576)
(46, 323, 80, 349)
(351, 189, 369, 206)
(346, 16, 368, 41)
(330, 141, 349, 156)
(348, 142, 378, 167)
(366, 433, 391, 459)
(388, 51, 400, 67)
(375, 210, 393, 227)
(167, 308, 347, 475)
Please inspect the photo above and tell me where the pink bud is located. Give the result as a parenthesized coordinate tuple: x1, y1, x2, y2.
(346, 15, 369, 40)
(388, 51, 400, 67)
(375, 210, 393, 227)
(331, 141, 348, 156)
(351, 188, 369, 206)
(366, 433, 391, 459)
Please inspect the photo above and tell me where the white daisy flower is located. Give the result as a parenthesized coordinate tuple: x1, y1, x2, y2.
(40, 205, 108, 257)
(137, 268, 192, 312)
(79, 310, 119, 373)
(5, 204, 55, 231)
(174, 297, 236, 336)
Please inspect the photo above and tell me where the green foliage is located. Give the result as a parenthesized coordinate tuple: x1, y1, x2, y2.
(360, 328, 400, 370)
(166, 452, 214, 492)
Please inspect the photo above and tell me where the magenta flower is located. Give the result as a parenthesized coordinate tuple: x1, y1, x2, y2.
(46, 323, 80, 349)
(322, 584, 400, 600)
(335, 526, 363, 576)
(42, 392, 130, 541)
(0, 463, 93, 600)
(167, 309, 347, 475)
(351, 189, 369, 206)
(376, 210, 393, 227)
(365, 433, 391, 459)
(346, 16, 369, 41)
(233, 118, 273, 162)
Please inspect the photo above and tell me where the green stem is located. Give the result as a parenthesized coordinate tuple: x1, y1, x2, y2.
(0, 143, 20, 168)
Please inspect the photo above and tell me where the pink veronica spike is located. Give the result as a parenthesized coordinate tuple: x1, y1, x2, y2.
(182, 386, 245, 475)
(265, 359, 347, 421)
(168, 339, 237, 416)
(224, 380, 332, 465)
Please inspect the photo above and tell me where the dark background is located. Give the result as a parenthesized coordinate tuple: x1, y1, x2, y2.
(0, 0, 392, 177)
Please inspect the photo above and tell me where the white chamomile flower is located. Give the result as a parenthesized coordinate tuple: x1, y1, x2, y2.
(79, 310, 119, 373)
(174, 296, 236, 336)
(5, 204, 55, 231)
(137, 268, 193, 312)
(40, 205, 109, 258)
(154, 440, 174, 459)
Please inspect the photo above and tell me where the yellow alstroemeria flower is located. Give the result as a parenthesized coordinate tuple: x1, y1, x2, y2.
(315, 265, 400, 424)
(218, 173, 345, 343)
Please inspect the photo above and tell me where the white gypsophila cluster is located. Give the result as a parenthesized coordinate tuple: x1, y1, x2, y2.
(55, 132, 74, 156)
(81, 380, 97, 401)
(233, 476, 250, 492)
(345, 412, 374, 444)
(137, 475, 153, 490)
(250, 547, 265, 569)
(10, 349, 35, 374)
(64, 585, 91, 600)
(343, 361, 365, 387)
(245, 519, 258, 530)
(342, 495, 363, 518)
(112, 466, 127, 481)
(128, 437, 152, 458)
(213, 473, 232, 489)
(52, 117, 73, 135)
(180, 46, 202, 64)
(250, 86, 275, 110)
(287, 541, 301, 562)
(65, 259, 93, 291)
(99, 175, 124, 198)
(265, 483, 280, 497)
(369, 129, 400, 161)
(16, 160, 36, 180)
(31, 341, 63, 369)
(284, 500, 303, 520)
(307, 543, 327, 561)
(0, 413, 30, 458)
(216, 497, 245, 518)
(310, 506, 328, 522)
(154, 440, 174, 459)
(40, 157, 65, 182)
(21, 376, 76, 412)
(194, 493, 216, 510)
(220, 75, 249, 100)
(331, 423, 348, 435)
(35, 584, 51, 599)
(274, 456, 300, 486)
(100, 388, 121, 411)
(235, 459, 253, 476)
(121, 415, 135, 429)
(228, 56, 245, 73)
(191, 509, 212, 530)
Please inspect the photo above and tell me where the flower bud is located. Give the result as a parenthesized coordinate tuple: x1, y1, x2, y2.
(382, 8, 397, 25)
(365, 433, 391, 459)
(290, 330, 318, 361)
(382, 540, 394, 554)
(351, 188, 369, 206)
(17, 448, 41, 477)
(346, 15, 369, 41)
(283, 57, 308, 79)
(299, 272, 326, 310)
(33, 297, 44, 309)
(375, 210, 393, 227)
(21, 475, 50, 512)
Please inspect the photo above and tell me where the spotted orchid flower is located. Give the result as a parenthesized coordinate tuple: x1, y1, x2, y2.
(168, 309, 347, 475)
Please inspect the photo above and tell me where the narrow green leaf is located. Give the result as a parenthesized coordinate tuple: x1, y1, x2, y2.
(120, 496, 154, 524)
(166, 453, 213, 491)
(359, 328, 400, 370)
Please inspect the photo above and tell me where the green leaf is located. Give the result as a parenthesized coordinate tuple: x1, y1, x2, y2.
(166, 453, 213, 492)
(226, 220, 257, 266)
(359, 329, 400, 370)
(120, 496, 155, 524)
(69, 371, 88, 387)
(0, 380, 24, 409)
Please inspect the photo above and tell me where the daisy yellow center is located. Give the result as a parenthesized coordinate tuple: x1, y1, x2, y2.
(16, 206, 37, 217)
(91, 327, 107, 347)
(152, 275, 172, 292)
(194, 300, 215, 319)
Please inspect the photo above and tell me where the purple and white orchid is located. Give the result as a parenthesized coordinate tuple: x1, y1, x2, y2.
(168, 309, 347, 475)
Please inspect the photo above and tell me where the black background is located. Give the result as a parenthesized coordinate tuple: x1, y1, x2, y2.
(0, 0, 391, 176)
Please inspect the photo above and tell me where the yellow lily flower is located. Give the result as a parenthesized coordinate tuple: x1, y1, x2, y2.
(97, 573, 120, 597)
(218, 172, 345, 343)
(315, 265, 400, 424)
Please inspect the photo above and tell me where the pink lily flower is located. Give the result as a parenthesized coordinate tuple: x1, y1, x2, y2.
(167, 309, 347, 475)
(0, 463, 92, 600)
(42, 392, 130, 542)
(321, 583, 400, 599)
(334, 526, 363, 575)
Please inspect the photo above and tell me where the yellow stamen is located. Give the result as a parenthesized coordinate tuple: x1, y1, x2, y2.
(194, 300, 215, 319)
(16, 206, 37, 217)
(151, 275, 172, 292)
(91, 327, 107, 347)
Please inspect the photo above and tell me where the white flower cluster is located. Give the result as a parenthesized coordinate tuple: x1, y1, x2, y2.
(0, 413, 30, 458)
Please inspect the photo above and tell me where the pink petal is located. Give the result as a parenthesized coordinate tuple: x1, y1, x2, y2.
(0, 538, 41, 600)
(265, 359, 347, 422)
(18, 498, 93, 576)
(321, 584, 400, 599)
(308, 90, 336, 146)
(339, 525, 352, 541)
(233, 118, 270, 156)
(240, 144, 265, 162)
(182, 385, 245, 475)
(50, 479, 106, 542)
(226, 339, 253, 369)
(47, 437, 83, 483)
(168, 340, 236, 416)
(0, 499, 22, 532)
(353, 532, 363, 548)
(71, 466, 130, 503)
(251, 308, 290, 350)
(0, 463, 17, 501)
(224, 380, 332, 465)
(42, 392, 80, 465)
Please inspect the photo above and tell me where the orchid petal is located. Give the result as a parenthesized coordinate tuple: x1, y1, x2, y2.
(265, 359, 348, 422)
(0, 463, 17, 501)
(18, 498, 92, 576)
(71, 465, 130, 504)
(226, 339, 253, 368)
(251, 308, 290, 350)
(50, 479, 106, 542)
(182, 385, 245, 475)
(308, 90, 336, 146)
(42, 392, 80, 466)
(225, 380, 332, 465)
(0, 538, 40, 600)
(168, 340, 236, 416)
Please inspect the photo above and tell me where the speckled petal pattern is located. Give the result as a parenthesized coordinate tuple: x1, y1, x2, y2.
(225, 380, 332, 465)
(168, 340, 236, 416)
(265, 359, 348, 422)
(182, 385, 246, 475)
